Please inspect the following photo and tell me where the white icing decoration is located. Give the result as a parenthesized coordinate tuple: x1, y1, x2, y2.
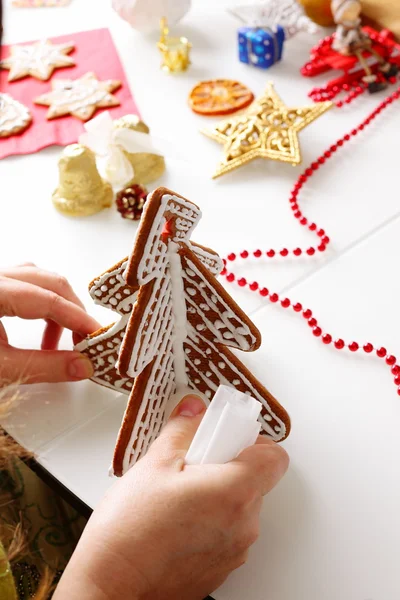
(76, 192, 286, 475)
(0, 40, 75, 81)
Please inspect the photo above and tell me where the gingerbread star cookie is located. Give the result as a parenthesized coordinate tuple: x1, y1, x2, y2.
(34, 72, 122, 121)
(76, 187, 291, 476)
(0, 39, 75, 82)
(0, 93, 32, 138)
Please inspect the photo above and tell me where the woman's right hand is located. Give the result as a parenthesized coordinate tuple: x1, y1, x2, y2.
(55, 395, 289, 600)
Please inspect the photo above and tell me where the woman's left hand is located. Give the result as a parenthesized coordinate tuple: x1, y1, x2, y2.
(0, 264, 100, 385)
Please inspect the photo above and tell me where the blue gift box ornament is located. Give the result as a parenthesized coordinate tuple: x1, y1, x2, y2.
(238, 26, 285, 68)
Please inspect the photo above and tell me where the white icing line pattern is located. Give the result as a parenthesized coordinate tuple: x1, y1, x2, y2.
(117, 192, 287, 473)
(77, 190, 289, 475)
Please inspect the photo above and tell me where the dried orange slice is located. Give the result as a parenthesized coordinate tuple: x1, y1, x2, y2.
(189, 79, 254, 116)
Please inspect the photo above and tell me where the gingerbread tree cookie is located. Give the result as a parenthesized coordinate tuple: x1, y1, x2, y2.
(77, 188, 290, 475)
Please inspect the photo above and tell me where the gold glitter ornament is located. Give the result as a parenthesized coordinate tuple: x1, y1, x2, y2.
(202, 82, 333, 178)
(113, 114, 166, 185)
(158, 17, 191, 73)
(52, 144, 113, 217)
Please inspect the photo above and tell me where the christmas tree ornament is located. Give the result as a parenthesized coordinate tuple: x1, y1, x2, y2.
(52, 144, 113, 217)
(297, 0, 334, 26)
(0, 93, 32, 138)
(0, 39, 75, 82)
(229, 0, 320, 40)
(76, 187, 290, 475)
(202, 83, 332, 178)
(188, 79, 254, 116)
(113, 115, 166, 184)
(158, 17, 192, 73)
(115, 184, 148, 220)
(222, 84, 400, 398)
(34, 72, 122, 121)
(302, 26, 400, 103)
(112, 0, 191, 34)
(238, 25, 285, 69)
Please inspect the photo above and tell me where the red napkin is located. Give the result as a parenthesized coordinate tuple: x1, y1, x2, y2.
(0, 28, 140, 159)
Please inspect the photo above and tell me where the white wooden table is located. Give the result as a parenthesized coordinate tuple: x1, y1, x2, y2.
(2, 1, 400, 599)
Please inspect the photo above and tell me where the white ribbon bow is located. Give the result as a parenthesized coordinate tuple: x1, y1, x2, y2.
(79, 112, 163, 189)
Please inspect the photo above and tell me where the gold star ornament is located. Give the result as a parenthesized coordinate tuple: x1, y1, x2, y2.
(34, 72, 122, 121)
(0, 39, 75, 82)
(202, 83, 333, 178)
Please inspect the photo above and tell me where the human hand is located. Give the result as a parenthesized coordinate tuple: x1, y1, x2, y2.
(0, 264, 100, 385)
(55, 395, 289, 600)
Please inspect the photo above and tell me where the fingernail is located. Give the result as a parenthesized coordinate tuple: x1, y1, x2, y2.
(68, 356, 94, 380)
(176, 395, 205, 417)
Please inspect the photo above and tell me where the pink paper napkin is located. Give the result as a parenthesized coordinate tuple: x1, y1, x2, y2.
(0, 28, 140, 159)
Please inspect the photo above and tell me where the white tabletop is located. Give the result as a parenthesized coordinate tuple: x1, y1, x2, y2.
(2, 1, 400, 599)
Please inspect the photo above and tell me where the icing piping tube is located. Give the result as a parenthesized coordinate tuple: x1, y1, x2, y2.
(185, 385, 262, 465)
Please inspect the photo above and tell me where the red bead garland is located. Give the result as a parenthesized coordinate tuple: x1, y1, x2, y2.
(223, 85, 400, 393)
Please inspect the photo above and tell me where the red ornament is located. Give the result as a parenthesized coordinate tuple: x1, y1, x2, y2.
(302, 27, 400, 106)
(115, 184, 148, 220)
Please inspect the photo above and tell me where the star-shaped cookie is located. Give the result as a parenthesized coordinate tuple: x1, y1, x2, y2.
(0, 39, 75, 82)
(202, 83, 332, 178)
(34, 72, 122, 121)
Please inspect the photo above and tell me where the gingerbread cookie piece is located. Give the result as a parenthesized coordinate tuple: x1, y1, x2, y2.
(0, 93, 32, 138)
(77, 187, 290, 476)
(34, 72, 121, 121)
(76, 244, 222, 394)
(0, 39, 75, 82)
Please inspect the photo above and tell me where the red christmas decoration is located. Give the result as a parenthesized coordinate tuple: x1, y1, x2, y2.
(301, 27, 400, 105)
(223, 84, 400, 395)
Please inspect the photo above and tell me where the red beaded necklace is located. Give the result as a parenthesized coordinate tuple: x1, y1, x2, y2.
(222, 85, 400, 393)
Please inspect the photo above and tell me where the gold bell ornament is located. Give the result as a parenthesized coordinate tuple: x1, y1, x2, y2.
(113, 115, 166, 185)
(52, 144, 113, 217)
(158, 17, 191, 73)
